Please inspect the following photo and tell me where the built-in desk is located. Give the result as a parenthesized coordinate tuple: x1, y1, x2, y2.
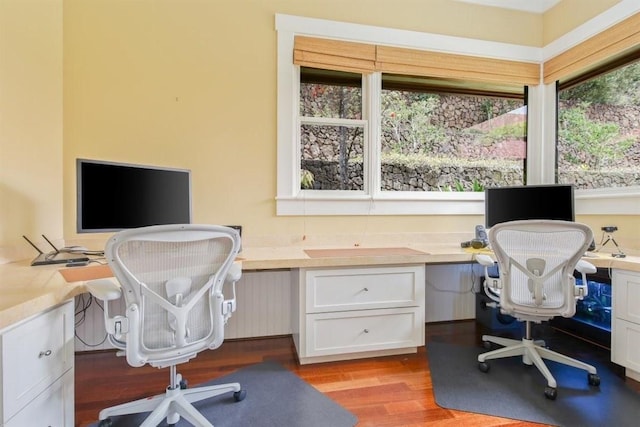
(0, 261, 88, 331)
(0, 262, 78, 425)
(2, 247, 639, 332)
(1, 245, 639, 424)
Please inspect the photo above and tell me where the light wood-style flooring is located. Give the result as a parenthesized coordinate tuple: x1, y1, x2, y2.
(75, 320, 637, 427)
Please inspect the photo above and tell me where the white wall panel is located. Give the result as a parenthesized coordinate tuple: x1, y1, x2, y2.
(74, 270, 293, 352)
(74, 264, 483, 351)
(424, 264, 481, 322)
(224, 270, 292, 339)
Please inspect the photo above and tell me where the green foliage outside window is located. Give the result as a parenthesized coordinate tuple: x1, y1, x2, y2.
(480, 122, 526, 145)
(558, 102, 634, 169)
(300, 169, 315, 189)
(381, 91, 445, 154)
(560, 62, 640, 106)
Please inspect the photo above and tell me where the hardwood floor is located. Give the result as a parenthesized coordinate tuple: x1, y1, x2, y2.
(75, 320, 636, 427)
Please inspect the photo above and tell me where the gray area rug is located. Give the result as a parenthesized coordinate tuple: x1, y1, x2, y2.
(428, 340, 640, 427)
(90, 361, 357, 427)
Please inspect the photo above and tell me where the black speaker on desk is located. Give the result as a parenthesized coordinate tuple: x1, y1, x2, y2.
(475, 290, 521, 331)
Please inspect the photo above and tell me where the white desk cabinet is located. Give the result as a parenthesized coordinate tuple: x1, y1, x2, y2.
(0, 300, 74, 426)
(292, 264, 425, 364)
(612, 269, 640, 382)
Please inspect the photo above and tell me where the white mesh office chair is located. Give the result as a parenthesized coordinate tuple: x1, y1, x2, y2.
(475, 220, 600, 400)
(86, 224, 245, 427)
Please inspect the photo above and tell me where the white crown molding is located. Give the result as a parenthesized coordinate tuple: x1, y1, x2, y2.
(275, 13, 541, 63)
(277, 0, 640, 65)
(455, 0, 560, 14)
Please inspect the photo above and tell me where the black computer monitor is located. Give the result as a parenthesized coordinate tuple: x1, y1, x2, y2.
(484, 184, 575, 229)
(77, 159, 192, 233)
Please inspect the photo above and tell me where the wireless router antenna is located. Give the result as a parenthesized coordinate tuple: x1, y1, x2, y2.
(22, 235, 44, 255)
(41, 234, 60, 253)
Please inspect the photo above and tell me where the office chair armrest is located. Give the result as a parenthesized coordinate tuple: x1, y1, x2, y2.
(225, 261, 242, 283)
(85, 278, 122, 301)
(476, 254, 495, 267)
(221, 262, 242, 323)
(475, 254, 501, 303)
(85, 278, 129, 339)
(574, 260, 596, 299)
(576, 259, 597, 275)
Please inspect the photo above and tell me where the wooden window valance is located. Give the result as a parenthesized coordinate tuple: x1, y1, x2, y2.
(544, 12, 640, 84)
(293, 35, 540, 86)
(375, 45, 539, 86)
(293, 36, 377, 74)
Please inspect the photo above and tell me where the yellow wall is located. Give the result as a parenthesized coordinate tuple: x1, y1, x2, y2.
(61, 0, 548, 244)
(0, 0, 63, 260)
(1, 0, 637, 260)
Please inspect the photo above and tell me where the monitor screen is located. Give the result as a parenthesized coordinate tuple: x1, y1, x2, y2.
(77, 159, 192, 233)
(484, 184, 575, 229)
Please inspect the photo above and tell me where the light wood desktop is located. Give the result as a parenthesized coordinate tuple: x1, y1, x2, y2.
(1, 244, 639, 331)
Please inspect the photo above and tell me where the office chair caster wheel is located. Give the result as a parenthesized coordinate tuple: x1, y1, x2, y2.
(478, 362, 490, 373)
(482, 341, 492, 349)
(234, 389, 247, 402)
(180, 379, 188, 389)
(588, 373, 601, 386)
(98, 418, 113, 427)
(544, 386, 557, 400)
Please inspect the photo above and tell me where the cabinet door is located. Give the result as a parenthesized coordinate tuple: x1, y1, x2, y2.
(1, 301, 74, 421)
(5, 370, 73, 427)
(612, 270, 640, 373)
(613, 270, 640, 324)
(612, 318, 640, 373)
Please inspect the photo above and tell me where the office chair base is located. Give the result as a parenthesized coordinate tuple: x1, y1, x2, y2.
(478, 335, 600, 400)
(98, 378, 246, 427)
(481, 335, 546, 349)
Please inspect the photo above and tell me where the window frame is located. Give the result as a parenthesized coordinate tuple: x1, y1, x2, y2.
(554, 55, 640, 193)
(276, 12, 640, 216)
(299, 67, 370, 195)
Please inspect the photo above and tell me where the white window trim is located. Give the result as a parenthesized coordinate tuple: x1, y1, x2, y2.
(276, 12, 640, 216)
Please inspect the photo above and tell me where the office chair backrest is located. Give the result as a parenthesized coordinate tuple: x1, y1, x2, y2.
(489, 220, 593, 320)
(105, 224, 241, 368)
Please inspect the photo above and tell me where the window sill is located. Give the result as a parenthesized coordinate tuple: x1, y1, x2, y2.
(276, 187, 640, 216)
(576, 187, 640, 215)
(276, 192, 484, 216)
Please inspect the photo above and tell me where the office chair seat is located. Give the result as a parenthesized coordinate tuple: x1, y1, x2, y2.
(475, 220, 600, 400)
(86, 224, 246, 426)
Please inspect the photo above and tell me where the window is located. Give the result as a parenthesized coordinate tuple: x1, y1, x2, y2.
(379, 75, 526, 192)
(277, 12, 640, 216)
(300, 68, 365, 191)
(557, 57, 640, 190)
(298, 68, 526, 194)
(298, 69, 526, 197)
(278, 18, 537, 215)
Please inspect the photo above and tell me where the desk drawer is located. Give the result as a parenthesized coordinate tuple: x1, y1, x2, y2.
(5, 370, 73, 427)
(1, 301, 74, 422)
(304, 265, 424, 313)
(305, 307, 422, 357)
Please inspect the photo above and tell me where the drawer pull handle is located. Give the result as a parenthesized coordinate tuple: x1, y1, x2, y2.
(39, 350, 52, 358)
(363, 329, 369, 334)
